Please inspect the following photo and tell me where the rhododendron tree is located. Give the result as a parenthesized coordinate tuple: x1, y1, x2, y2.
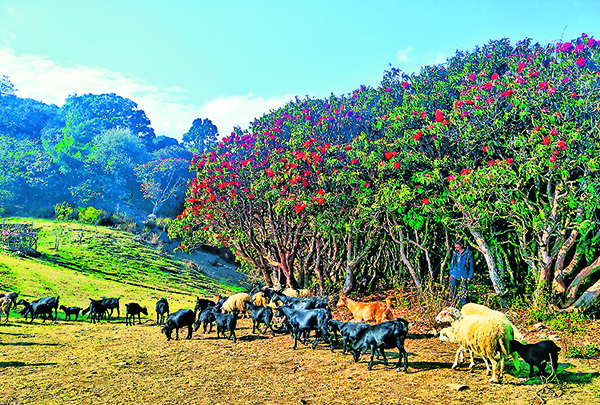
(173, 35, 600, 311)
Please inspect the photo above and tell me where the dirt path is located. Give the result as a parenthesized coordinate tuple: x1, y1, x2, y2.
(1, 317, 598, 405)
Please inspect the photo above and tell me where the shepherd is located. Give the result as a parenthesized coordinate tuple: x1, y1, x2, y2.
(449, 238, 474, 308)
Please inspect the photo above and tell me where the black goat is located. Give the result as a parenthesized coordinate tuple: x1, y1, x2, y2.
(162, 309, 195, 341)
(271, 294, 328, 310)
(246, 302, 275, 335)
(194, 306, 217, 334)
(33, 296, 60, 320)
(195, 296, 216, 313)
(214, 311, 238, 343)
(87, 298, 107, 323)
(59, 305, 82, 321)
(18, 299, 55, 323)
(125, 302, 147, 326)
(330, 320, 370, 354)
(509, 340, 561, 378)
(276, 306, 334, 351)
(100, 297, 120, 318)
(156, 298, 170, 325)
(351, 318, 409, 371)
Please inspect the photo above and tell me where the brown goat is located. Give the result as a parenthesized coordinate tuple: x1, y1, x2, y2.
(336, 294, 394, 323)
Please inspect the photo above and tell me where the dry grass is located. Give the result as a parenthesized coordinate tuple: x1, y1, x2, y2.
(1, 313, 599, 405)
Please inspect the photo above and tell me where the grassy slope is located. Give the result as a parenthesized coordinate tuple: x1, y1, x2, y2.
(0, 218, 241, 311)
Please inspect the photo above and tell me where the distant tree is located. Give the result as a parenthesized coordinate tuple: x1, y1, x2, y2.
(88, 128, 150, 202)
(60, 93, 156, 148)
(0, 75, 16, 96)
(182, 118, 219, 152)
(134, 158, 190, 216)
(0, 94, 59, 140)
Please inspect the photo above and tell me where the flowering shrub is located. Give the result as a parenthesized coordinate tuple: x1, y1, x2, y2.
(172, 35, 600, 309)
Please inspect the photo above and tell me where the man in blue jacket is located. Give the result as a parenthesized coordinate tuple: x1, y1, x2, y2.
(449, 239, 474, 307)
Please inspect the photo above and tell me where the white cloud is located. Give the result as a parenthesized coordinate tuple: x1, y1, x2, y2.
(199, 93, 294, 137)
(0, 47, 293, 140)
(396, 46, 412, 63)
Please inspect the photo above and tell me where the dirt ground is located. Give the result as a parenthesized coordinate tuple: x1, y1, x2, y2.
(1, 310, 599, 405)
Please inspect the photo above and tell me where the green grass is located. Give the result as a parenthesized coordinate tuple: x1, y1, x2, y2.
(0, 218, 241, 310)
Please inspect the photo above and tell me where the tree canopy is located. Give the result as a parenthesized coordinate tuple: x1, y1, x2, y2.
(171, 34, 600, 312)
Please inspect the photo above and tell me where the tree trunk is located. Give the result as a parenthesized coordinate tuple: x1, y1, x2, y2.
(342, 236, 362, 295)
(553, 229, 578, 294)
(439, 228, 451, 283)
(313, 239, 326, 295)
(563, 255, 600, 308)
(566, 277, 600, 312)
(469, 227, 509, 302)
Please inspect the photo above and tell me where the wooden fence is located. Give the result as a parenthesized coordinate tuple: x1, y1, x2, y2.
(0, 220, 39, 255)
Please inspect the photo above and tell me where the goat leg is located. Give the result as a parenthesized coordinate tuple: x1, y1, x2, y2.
(379, 348, 388, 366)
(368, 346, 376, 370)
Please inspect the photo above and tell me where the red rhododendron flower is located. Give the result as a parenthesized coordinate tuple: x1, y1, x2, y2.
(413, 132, 422, 140)
(576, 57, 586, 67)
(511, 199, 516, 204)
(483, 145, 489, 153)
(316, 198, 325, 205)
(351, 158, 358, 164)
(266, 168, 275, 176)
(468, 73, 476, 81)
(571, 92, 578, 98)
(422, 198, 430, 205)
(539, 82, 548, 90)
(542, 136, 551, 145)
(483, 82, 493, 90)
(434, 109, 445, 122)
(402, 81, 409, 88)
(385, 152, 394, 160)
(420, 112, 427, 119)
(506, 158, 514, 165)
(363, 182, 370, 188)
(460, 168, 471, 176)
(518, 62, 526, 74)
(588, 38, 597, 47)
(394, 162, 401, 170)
(294, 204, 306, 213)
(447, 174, 456, 182)
(491, 73, 499, 80)
(317, 189, 324, 195)
(488, 160, 495, 166)
(550, 156, 556, 162)
(557, 140, 567, 150)
(248, 194, 254, 199)
(550, 128, 558, 136)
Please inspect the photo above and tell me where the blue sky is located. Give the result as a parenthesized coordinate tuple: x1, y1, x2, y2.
(1, 0, 598, 140)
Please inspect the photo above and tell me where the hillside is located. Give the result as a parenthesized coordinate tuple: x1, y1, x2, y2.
(0, 218, 245, 308)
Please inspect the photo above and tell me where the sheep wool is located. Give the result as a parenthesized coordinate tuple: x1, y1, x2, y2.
(440, 314, 513, 383)
(221, 293, 251, 313)
(283, 288, 299, 298)
(435, 303, 525, 371)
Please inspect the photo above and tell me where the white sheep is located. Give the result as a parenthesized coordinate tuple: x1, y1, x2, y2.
(221, 293, 251, 314)
(439, 314, 513, 383)
(283, 288, 299, 297)
(436, 303, 525, 341)
(251, 292, 280, 310)
(435, 303, 525, 370)
(282, 288, 311, 298)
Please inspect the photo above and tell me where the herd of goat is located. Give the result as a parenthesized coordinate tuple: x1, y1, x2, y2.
(0, 288, 561, 383)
